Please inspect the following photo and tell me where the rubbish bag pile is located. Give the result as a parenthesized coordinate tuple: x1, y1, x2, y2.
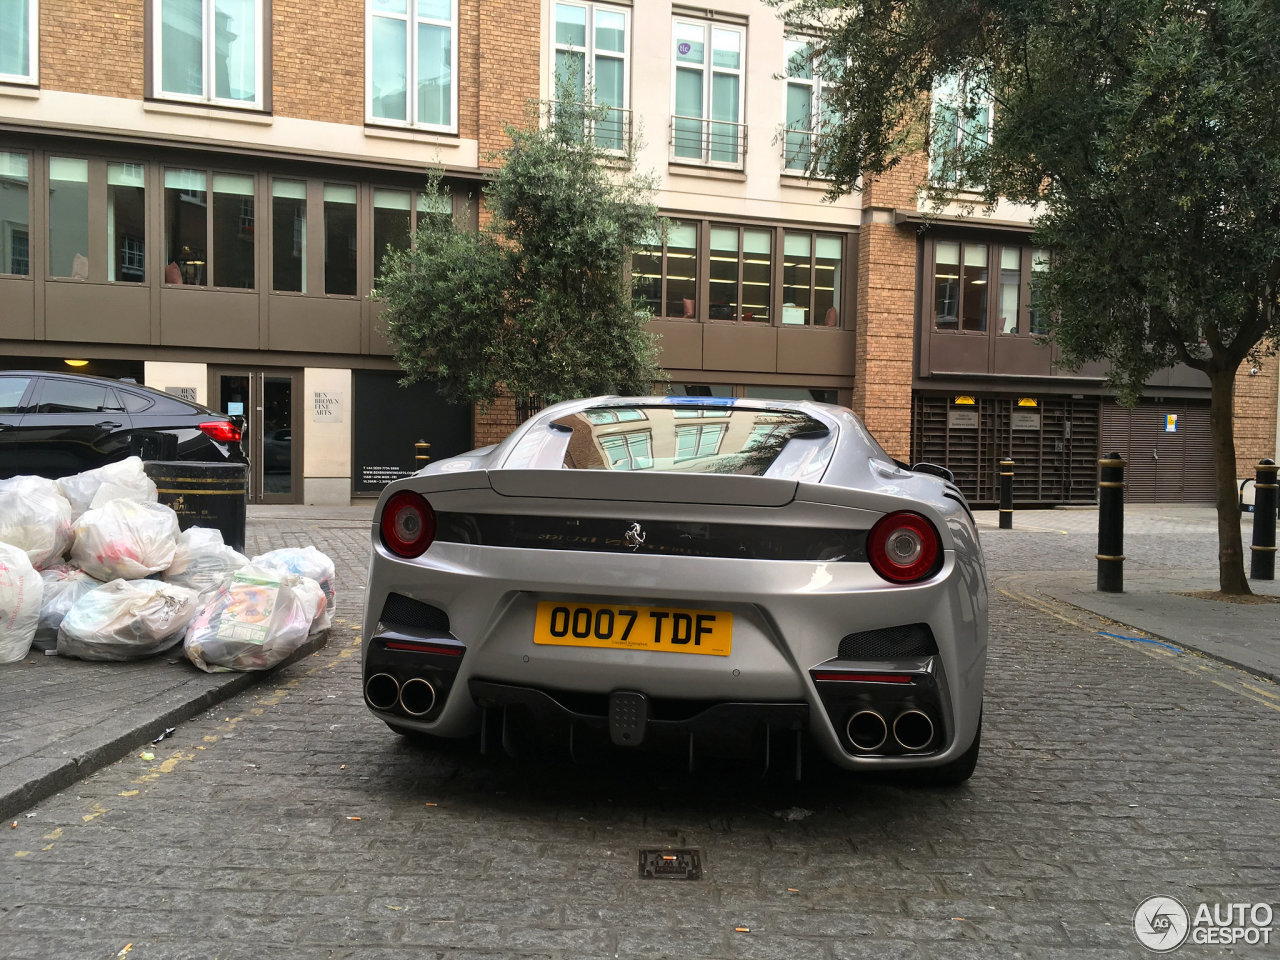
(0, 457, 335, 671)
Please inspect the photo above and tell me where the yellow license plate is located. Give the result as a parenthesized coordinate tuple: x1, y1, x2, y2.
(533, 601, 733, 656)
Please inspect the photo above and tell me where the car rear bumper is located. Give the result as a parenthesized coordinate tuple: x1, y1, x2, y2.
(362, 541, 986, 770)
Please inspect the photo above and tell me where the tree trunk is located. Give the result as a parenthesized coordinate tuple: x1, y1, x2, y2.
(1208, 364, 1250, 594)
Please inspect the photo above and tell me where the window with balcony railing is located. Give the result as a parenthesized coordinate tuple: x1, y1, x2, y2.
(671, 19, 745, 167)
(553, 2, 631, 152)
(783, 38, 832, 175)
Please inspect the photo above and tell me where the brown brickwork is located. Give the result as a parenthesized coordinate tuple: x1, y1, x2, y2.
(472, 393, 519, 447)
(1233, 351, 1279, 477)
(476, 0, 540, 164)
(41, 0, 144, 100)
(852, 155, 928, 461)
(272, 0, 364, 125)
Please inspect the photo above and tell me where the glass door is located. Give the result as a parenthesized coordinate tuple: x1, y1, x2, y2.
(211, 367, 300, 504)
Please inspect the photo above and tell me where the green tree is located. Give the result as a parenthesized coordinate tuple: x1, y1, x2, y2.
(376, 91, 664, 411)
(779, 0, 1280, 593)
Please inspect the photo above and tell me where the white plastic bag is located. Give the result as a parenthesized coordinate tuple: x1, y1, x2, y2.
(57, 579, 200, 661)
(0, 475, 75, 569)
(0, 542, 43, 664)
(71, 499, 180, 581)
(183, 566, 322, 673)
(36, 563, 105, 647)
(251, 546, 336, 633)
(57, 456, 158, 519)
(164, 527, 249, 598)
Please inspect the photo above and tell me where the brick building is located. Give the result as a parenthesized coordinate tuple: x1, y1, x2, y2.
(1, 0, 1275, 504)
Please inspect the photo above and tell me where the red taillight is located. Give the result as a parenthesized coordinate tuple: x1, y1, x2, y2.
(811, 672, 915, 684)
(380, 490, 436, 558)
(198, 420, 242, 444)
(867, 511, 941, 583)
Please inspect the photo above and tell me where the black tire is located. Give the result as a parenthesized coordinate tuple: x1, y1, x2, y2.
(910, 713, 981, 787)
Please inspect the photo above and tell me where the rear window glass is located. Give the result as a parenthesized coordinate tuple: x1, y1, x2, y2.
(117, 388, 155, 413)
(0, 376, 30, 414)
(549, 404, 829, 475)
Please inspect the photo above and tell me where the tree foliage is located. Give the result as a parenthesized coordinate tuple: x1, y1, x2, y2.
(375, 92, 664, 408)
(780, 0, 1280, 592)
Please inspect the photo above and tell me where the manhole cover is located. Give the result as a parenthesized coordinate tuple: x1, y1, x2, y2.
(638, 848, 702, 880)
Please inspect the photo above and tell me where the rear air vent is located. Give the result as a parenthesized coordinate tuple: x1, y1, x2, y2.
(379, 593, 450, 633)
(838, 624, 938, 660)
(433, 512, 867, 562)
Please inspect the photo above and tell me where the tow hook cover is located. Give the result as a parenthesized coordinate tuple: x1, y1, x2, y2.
(609, 690, 648, 746)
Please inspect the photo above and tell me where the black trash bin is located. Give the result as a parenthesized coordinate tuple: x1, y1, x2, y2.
(144, 461, 249, 553)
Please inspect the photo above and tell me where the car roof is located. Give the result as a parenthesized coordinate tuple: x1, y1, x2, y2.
(1, 370, 224, 416)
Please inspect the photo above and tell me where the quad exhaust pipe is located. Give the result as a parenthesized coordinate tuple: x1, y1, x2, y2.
(398, 677, 437, 717)
(846, 710, 888, 751)
(364, 673, 400, 711)
(892, 709, 935, 751)
(846, 708, 937, 753)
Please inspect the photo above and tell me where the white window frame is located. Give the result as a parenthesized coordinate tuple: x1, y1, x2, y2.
(365, 0, 459, 134)
(929, 73, 993, 185)
(670, 18, 746, 167)
(151, 0, 266, 110)
(0, 0, 38, 85)
(551, 2, 631, 150)
(782, 37, 830, 175)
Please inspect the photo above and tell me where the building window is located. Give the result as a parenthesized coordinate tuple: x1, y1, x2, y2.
(271, 179, 306, 292)
(709, 225, 771, 323)
(782, 233, 841, 326)
(600, 429, 652, 469)
(107, 163, 147, 283)
(0, 0, 37, 84)
(633, 220, 697, 319)
(671, 19, 745, 166)
(48, 158, 90, 280)
(0, 152, 30, 277)
(155, 0, 264, 109)
(674, 422, 725, 461)
(323, 184, 358, 296)
(933, 240, 989, 331)
(553, 2, 629, 151)
(1029, 247, 1051, 334)
(372, 188, 452, 282)
(367, 0, 457, 131)
(636, 222, 848, 326)
(164, 168, 256, 288)
(997, 246, 1021, 334)
(930, 74, 991, 185)
(783, 38, 831, 174)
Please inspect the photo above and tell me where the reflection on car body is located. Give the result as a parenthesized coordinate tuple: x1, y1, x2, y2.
(361, 396, 987, 784)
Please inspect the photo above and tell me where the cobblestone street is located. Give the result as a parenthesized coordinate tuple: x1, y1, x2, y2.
(2, 506, 1278, 959)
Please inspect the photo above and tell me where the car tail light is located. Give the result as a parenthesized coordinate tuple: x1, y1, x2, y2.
(198, 420, 242, 444)
(381, 490, 436, 558)
(867, 511, 941, 583)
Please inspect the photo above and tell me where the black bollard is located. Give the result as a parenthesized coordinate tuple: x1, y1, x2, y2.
(998, 457, 1015, 529)
(1250, 459, 1277, 580)
(1097, 453, 1125, 592)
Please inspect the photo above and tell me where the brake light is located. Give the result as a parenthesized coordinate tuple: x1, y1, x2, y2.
(867, 511, 941, 583)
(381, 490, 436, 558)
(198, 420, 242, 444)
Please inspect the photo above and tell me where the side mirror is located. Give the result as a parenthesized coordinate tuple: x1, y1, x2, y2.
(911, 461, 955, 484)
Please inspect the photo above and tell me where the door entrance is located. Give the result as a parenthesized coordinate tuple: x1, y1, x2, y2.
(211, 368, 300, 503)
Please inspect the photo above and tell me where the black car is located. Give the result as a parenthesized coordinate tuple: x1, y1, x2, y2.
(0, 370, 247, 480)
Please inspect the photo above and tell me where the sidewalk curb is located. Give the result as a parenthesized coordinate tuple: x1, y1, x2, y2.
(0, 632, 330, 822)
(997, 576, 1280, 685)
